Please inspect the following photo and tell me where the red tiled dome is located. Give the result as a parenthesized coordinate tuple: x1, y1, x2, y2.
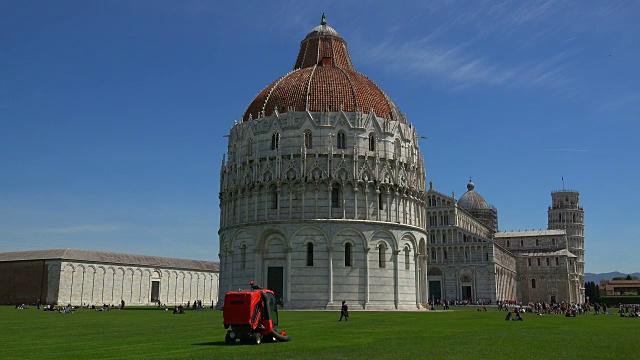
(242, 16, 403, 123)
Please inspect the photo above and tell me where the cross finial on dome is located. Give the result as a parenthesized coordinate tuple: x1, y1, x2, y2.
(467, 177, 475, 191)
(321, 13, 327, 25)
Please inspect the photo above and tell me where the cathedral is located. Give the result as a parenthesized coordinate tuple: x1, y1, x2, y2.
(426, 180, 584, 305)
(217, 16, 584, 309)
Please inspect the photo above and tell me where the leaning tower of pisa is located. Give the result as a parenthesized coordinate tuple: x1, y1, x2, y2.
(548, 189, 585, 302)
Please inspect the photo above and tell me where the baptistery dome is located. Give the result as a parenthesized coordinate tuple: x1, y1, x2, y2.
(243, 16, 403, 122)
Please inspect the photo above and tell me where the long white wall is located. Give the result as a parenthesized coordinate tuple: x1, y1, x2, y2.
(53, 260, 219, 306)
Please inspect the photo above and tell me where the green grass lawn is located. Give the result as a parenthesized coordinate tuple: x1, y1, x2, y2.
(2, 306, 639, 359)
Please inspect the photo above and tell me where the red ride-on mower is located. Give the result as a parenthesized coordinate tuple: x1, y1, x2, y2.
(223, 281, 291, 345)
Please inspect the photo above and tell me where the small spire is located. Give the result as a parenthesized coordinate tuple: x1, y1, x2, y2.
(321, 13, 327, 25)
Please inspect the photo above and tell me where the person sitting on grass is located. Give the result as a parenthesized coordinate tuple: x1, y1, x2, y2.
(514, 313, 523, 321)
(505, 312, 512, 321)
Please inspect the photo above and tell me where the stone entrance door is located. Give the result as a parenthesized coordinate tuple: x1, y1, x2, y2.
(461, 285, 472, 302)
(150, 281, 160, 303)
(267, 267, 284, 301)
(429, 280, 442, 301)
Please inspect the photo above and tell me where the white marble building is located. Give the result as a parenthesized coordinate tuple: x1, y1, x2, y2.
(218, 16, 429, 310)
(427, 180, 585, 305)
(0, 249, 219, 306)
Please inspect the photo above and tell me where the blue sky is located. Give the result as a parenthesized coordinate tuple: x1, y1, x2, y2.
(1, 1, 638, 273)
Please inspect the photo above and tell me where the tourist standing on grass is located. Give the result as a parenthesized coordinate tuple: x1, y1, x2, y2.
(339, 301, 349, 321)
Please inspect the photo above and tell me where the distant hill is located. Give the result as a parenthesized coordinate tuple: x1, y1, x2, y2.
(585, 272, 640, 283)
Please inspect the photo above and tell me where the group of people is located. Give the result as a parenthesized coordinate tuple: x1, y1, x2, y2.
(186, 300, 206, 309)
(618, 304, 640, 318)
(505, 309, 524, 321)
(40, 304, 73, 313)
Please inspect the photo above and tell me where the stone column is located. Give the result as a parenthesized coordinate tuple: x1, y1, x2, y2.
(263, 189, 268, 220)
(394, 249, 400, 309)
(327, 246, 334, 306)
(276, 186, 282, 220)
(354, 186, 359, 219)
(364, 247, 371, 308)
(253, 248, 262, 285)
(395, 190, 400, 223)
(285, 246, 292, 303)
(288, 186, 293, 219)
(386, 189, 391, 222)
(314, 186, 319, 218)
(341, 188, 346, 219)
(227, 250, 234, 293)
(328, 185, 333, 218)
(375, 188, 381, 221)
(364, 185, 369, 220)
(414, 254, 420, 308)
(253, 188, 259, 222)
(301, 183, 306, 219)
(245, 188, 249, 223)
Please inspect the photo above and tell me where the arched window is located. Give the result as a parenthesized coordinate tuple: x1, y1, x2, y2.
(378, 192, 384, 210)
(369, 133, 376, 151)
(378, 244, 386, 268)
(404, 246, 411, 270)
(271, 133, 280, 150)
(270, 188, 278, 209)
(306, 243, 314, 266)
(240, 244, 247, 269)
(531, 279, 536, 288)
(345, 243, 352, 267)
(304, 130, 313, 149)
(331, 185, 341, 208)
(247, 138, 253, 156)
(443, 249, 448, 260)
(431, 248, 436, 260)
(337, 131, 346, 149)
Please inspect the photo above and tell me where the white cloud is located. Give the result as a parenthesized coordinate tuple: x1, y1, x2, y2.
(363, 37, 573, 90)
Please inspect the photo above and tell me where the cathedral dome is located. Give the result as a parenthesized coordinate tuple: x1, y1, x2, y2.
(242, 15, 403, 123)
(458, 179, 490, 210)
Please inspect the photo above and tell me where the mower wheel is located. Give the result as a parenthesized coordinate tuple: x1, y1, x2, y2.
(225, 333, 235, 345)
(251, 333, 262, 345)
